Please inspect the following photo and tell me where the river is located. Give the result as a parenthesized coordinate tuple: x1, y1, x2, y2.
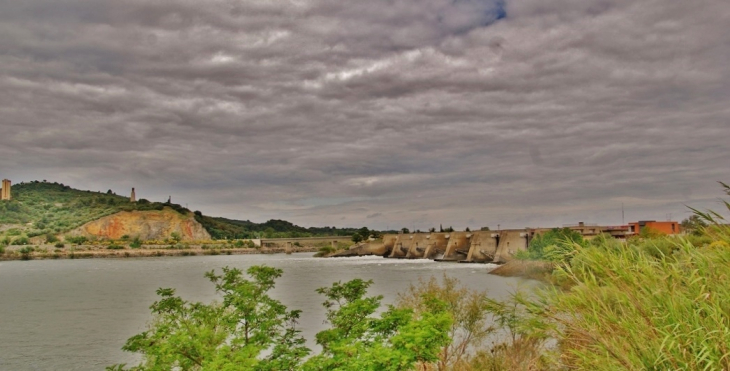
(0, 253, 531, 370)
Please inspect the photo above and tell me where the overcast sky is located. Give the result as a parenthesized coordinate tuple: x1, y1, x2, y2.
(1, 0, 729, 230)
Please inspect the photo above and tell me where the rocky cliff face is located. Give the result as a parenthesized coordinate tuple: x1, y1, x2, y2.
(70, 207, 211, 241)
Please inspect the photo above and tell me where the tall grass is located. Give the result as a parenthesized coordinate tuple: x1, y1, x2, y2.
(533, 235, 729, 370)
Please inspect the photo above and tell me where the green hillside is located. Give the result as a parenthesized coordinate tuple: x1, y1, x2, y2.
(0, 181, 185, 239)
(0, 180, 359, 241)
(194, 215, 358, 239)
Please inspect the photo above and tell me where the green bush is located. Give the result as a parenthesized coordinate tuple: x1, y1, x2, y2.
(12, 236, 30, 245)
(65, 235, 88, 245)
(45, 233, 59, 244)
(129, 237, 142, 249)
(6, 228, 22, 236)
(54, 242, 65, 248)
(520, 228, 586, 262)
(18, 246, 34, 260)
(110, 266, 451, 371)
(107, 244, 124, 250)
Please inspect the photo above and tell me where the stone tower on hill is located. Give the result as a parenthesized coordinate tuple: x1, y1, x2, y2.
(130, 187, 136, 202)
(1, 179, 11, 201)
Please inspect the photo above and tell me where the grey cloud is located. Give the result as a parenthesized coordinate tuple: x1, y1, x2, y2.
(1, 0, 729, 230)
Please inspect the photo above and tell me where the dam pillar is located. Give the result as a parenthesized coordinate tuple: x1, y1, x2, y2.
(1, 179, 10, 201)
(492, 230, 530, 263)
(422, 233, 449, 259)
(439, 232, 471, 261)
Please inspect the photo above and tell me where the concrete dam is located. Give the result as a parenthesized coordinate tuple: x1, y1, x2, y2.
(338, 230, 532, 263)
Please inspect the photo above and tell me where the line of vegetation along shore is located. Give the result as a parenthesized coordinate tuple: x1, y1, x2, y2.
(0, 244, 319, 262)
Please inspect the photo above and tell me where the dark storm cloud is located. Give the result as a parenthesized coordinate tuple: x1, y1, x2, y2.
(1, 0, 729, 229)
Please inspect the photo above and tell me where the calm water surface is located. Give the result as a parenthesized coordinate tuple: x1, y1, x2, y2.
(0, 253, 532, 370)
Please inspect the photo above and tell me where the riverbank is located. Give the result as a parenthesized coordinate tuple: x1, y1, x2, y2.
(0, 244, 318, 261)
(488, 259, 555, 281)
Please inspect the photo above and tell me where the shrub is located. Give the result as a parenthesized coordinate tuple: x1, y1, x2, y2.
(65, 235, 88, 245)
(18, 246, 33, 260)
(521, 228, 586, 262)
(107, 244, 124, 250)
(129, 237, 142, 249)
(45, 233, 59, 244)
(12, 236, 30, 245)
(54, 242, 65, 248)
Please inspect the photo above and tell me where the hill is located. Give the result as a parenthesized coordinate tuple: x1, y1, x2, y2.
(0, 180, 359, 242)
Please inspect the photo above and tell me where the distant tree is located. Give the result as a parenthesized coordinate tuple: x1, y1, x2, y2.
(480, 226, 490, 231)
(439, 224, 444, 232)
(358, 227, 371, 240)
(401, 227, 410, 234)
(681, 215, 708, 235)
(106, 189, 113, 195)
(429, 227, 436, 233)
(351, 233, 363, 244)
(445, 226, 455, 233)
(465, 227, 471, 232)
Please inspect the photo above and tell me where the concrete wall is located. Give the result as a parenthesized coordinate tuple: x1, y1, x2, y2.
(389, 234, 412, 258)
(422, 233, 450, 259)
(404, 233, 431, 258)
(464, 231, 498, 262)
(381, 234, 398, 256)
(440, 232, 472, 261)
(492, 230, 529, 263)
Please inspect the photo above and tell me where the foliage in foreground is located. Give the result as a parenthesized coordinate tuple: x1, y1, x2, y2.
(109, 266, 452, 371)
(517, 227, 587, 262)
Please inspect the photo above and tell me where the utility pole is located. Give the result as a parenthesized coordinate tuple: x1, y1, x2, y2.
(622, 203, 625, 225)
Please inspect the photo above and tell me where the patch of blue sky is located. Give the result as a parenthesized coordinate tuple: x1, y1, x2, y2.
(446, 0, 507, 35)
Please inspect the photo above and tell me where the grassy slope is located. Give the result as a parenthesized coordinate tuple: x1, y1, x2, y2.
(0, 181, 358, 240)
(0, 181, 134, 237)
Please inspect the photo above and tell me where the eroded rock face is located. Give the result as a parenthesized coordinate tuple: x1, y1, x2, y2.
(69, 208, 211, 241)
